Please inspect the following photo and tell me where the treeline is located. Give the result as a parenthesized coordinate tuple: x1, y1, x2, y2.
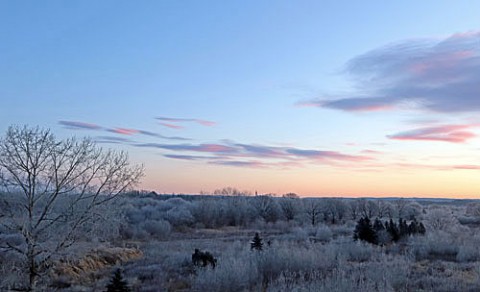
(117, 189, 425, 240)
(354, 217, 426, 245)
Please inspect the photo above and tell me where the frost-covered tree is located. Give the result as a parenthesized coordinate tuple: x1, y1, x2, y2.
(303, 198, 323, 226)
(279, 197, 300, 221)
(358, 199, 378, 218)
(0, 126, 143, 290)
(426, 208, 457, 232)
(466, 202, 480, 218)
(324, 199, 348, 224)
(348, 200, 360, 220)
(375, 200, 394, 218)
(250, 195, 281, 223)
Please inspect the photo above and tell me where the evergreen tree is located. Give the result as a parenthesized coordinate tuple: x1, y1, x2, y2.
(398, 218, 408, 238)
(408, 219, 419, 235)
(386, 218, 399, 242)
(251, 232, 264, 251)
(373, 218, 385, 231)
(353, 217, 377, 244)
(418, 222, 426, 235)
(106, 269, 131, 292)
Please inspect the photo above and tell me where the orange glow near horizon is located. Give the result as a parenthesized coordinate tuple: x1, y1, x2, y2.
(138, 158, 480, 199)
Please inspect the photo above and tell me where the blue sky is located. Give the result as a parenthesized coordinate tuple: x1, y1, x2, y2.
(1, 1, 480, 197)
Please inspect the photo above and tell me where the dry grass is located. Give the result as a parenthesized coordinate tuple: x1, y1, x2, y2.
(52, 247, 143, 284)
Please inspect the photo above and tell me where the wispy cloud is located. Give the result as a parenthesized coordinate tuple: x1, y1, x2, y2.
(107, 128, 139, 135)
(452, 164, 480, 170)
(302, 31, 480, 113)
(156, 116, 216, 127)
(234, 143, 286, 158)
(388, 124, 477, 143)
(137, 130, 190, 141)
(58, 120, 102, 130)
(163, 154, 218, 160)
(58, 120, 190, 141)
(286, 149, 371, 162)
(137, 141, 373, 168)
(136, 143, 238, 153)
(300, 97, 394, 112)
(210, 160, 267, 168)
(94, 136, 134, 144)
(159, 123, 185, 129)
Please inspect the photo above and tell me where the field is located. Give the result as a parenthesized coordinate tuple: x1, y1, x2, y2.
(2, 191, 480, 291)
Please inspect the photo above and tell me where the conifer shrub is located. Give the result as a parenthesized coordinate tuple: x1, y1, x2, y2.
(251, 232, 264, 251)
(106, 269, 131, 292)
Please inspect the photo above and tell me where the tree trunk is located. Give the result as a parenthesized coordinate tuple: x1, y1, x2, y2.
(27, 242, 37, 291)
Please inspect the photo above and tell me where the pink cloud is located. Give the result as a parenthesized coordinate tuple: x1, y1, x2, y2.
(408, 49, 476, 78)
(452, 165, 480, 170)
(196, 119, 216, 126)
(304, 97, 396, 112)
(159, 123, 185, 129)
(138, 141, 375, 168)
(110, 128, 140, 135)
(197, 144, 237, 153)
(450, 30, 480, 39)
(303, 31, 480, 113)
(388, 124, 477, 143)
(361, 149, 383, 155)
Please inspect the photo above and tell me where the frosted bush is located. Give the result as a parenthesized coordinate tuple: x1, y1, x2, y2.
(272, 220, 291, 233)
(166, 207, 195, 228)
(457, 216, 480, 225)
(456, 244, 480, 262)
(125, 207, 146, 225)
(339, 242, 375, 262)
(330, 224, 352, 237)
(426, 208, 458, 232)
(291, 227, 308, 241)
(412, 231, 459, 261)
(194, 253, 259, 292)
(142, 219, 172, 239)
(258, 243, 336, 277)
(315, 225, 333, 242)
(141, 205, 165, 221)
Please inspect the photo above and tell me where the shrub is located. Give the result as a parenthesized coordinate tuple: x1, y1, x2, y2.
(315, 225, 333, 242)
(141, 219, 172, 239)
(106, 269, 131, 292)
(340, 242, 375, 262)
(251, 233, 264, 251)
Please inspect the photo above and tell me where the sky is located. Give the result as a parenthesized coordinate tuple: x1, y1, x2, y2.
(1, 1, 480, 198)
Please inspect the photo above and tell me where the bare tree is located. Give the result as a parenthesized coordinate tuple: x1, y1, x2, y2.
(394, 199, 408, 218)
(376, 200, 394, 219)
(303, 198, 322, 226)
(213, 186, 251, 196)
(358, 199, 378, 218)
(466, 202, 480, 218)
(279, 197, 300, 221)
(250, 195, 281, 223)
(323, 199, 348, 224)
(282, 192, 299, 199)
(348, 200, 360, 220)
(0, 126, 143, 291)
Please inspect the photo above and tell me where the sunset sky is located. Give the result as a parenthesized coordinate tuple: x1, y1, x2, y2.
(1, 1, 480, 197)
